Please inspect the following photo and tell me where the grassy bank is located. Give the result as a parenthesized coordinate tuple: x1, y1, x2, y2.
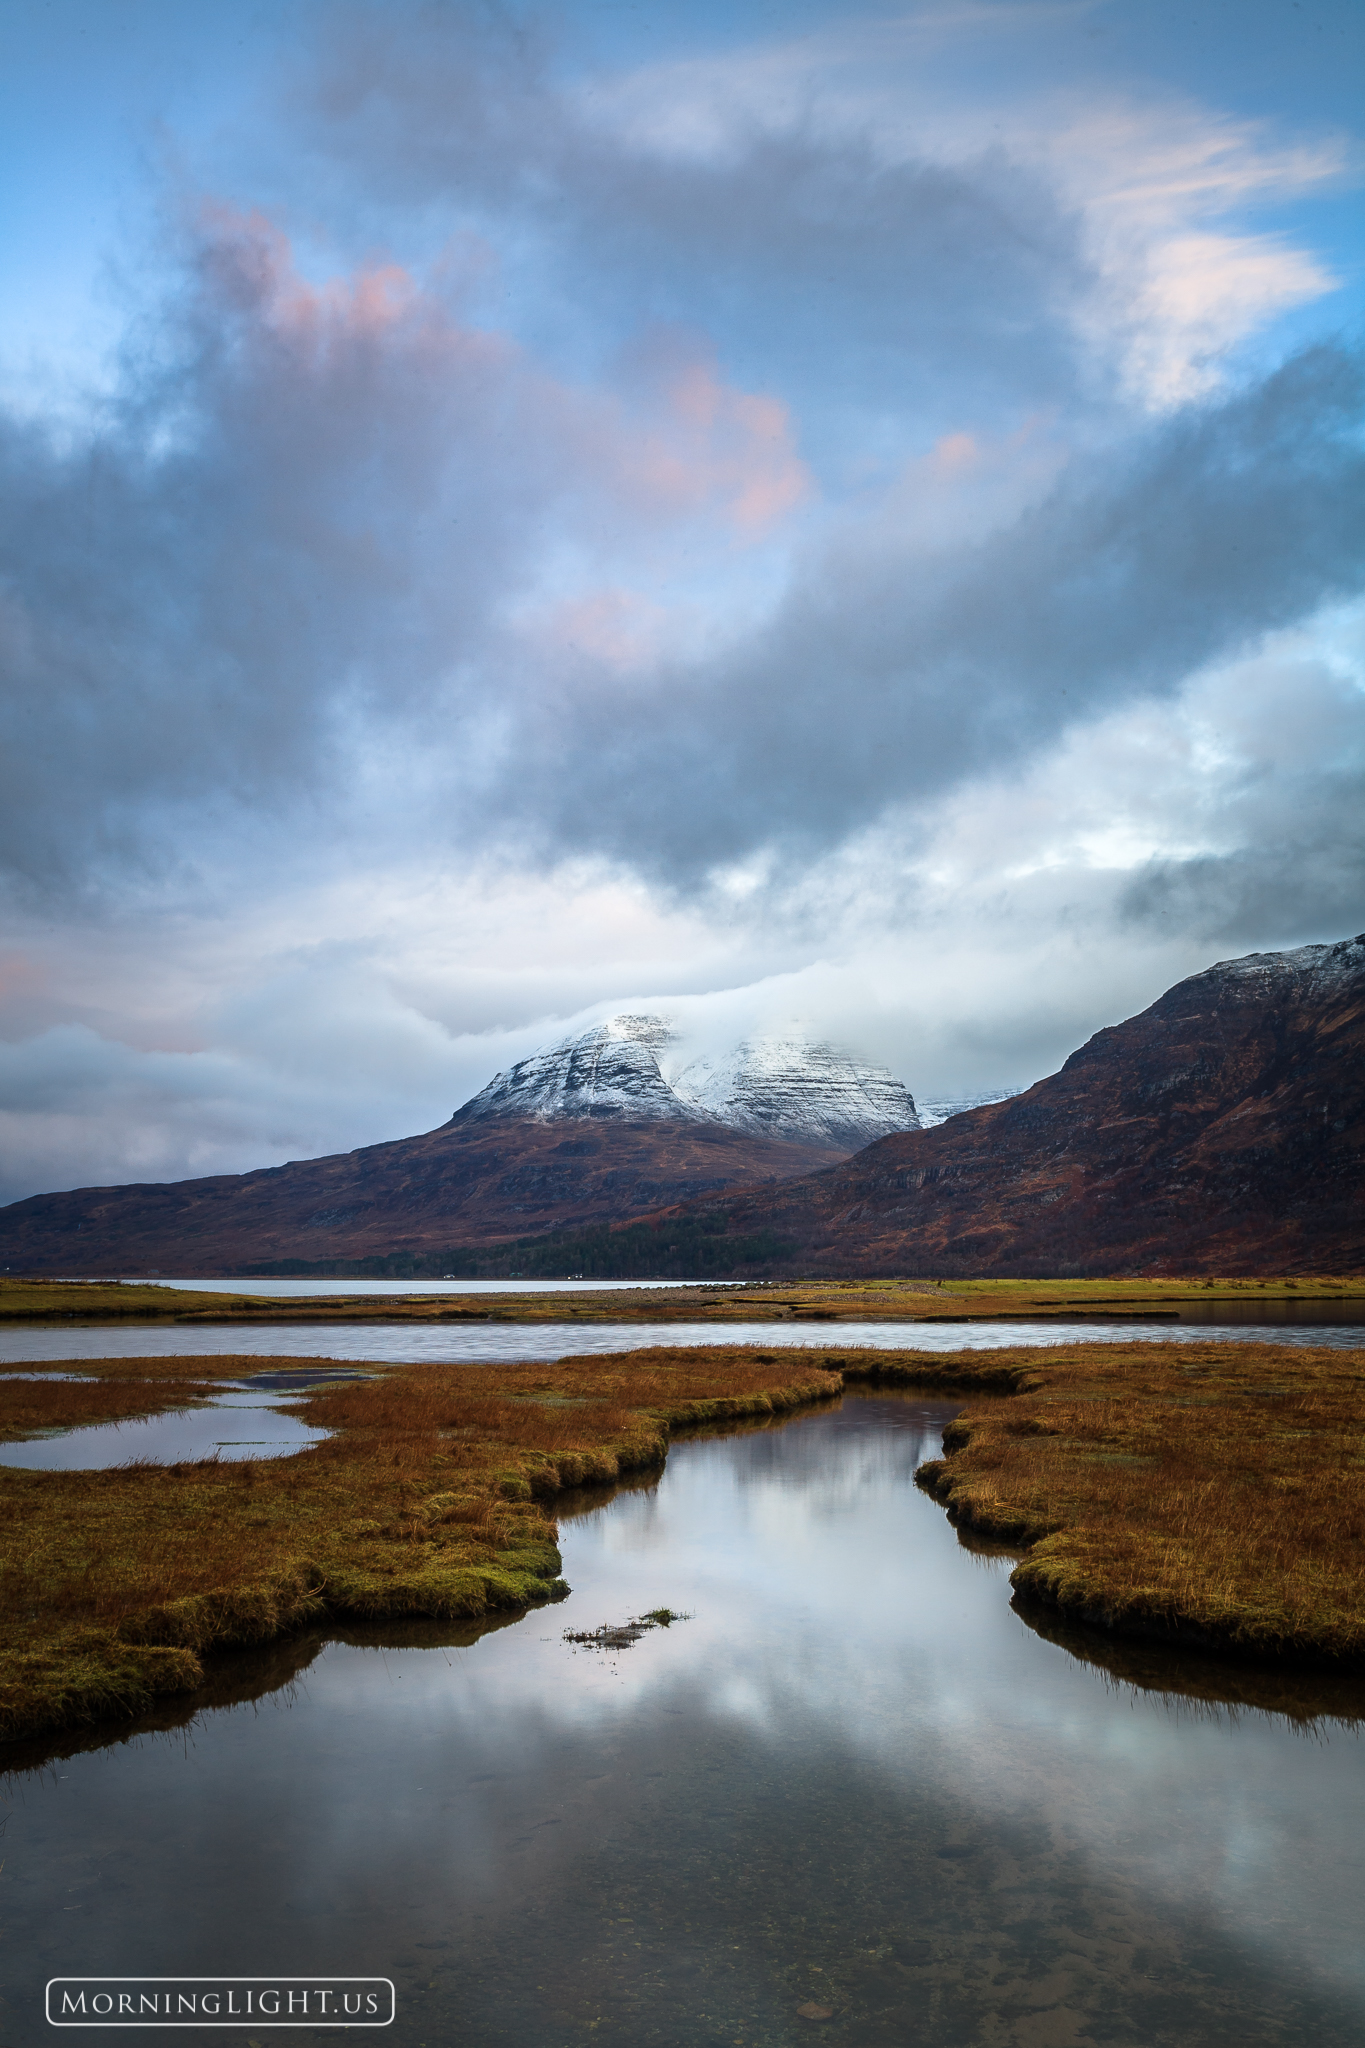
(912, 1340, 1365, 1666)
(3, 1337, 1363, 1747)
(4, 1273, 1363, 1324)
(0, 1348, 846, 1743)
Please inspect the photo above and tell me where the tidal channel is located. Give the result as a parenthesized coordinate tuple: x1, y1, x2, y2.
(4, 1391, 1364, 2045)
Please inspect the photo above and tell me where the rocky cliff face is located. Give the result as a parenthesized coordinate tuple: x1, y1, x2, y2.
(649, 937, 1365, 1277)
(460, 1013, 919, 1149)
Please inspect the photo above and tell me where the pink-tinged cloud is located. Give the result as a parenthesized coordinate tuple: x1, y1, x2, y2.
(540, 589, 672, 670)
(186, 207, 806, 563)
(0, 952, 45, 1004)
(194, 201, 510, 373)
(929, 431, 980, 476)
(619, 355, 812, 538)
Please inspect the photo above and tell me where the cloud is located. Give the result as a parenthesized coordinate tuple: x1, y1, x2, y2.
(0, 1026, 304, 1207)
(4, 184, 1359, 908)
(0, 203, 819, 899)
(1, 204, 541, 891)
(552, 10, 1350, 407)
(1020, 94, 1349, 404)
(0, 1, 1361, 1203)
(299, 14, 1098, 445)
(5, 7, 1357, 912)
(0, 967, 511, 1208)
(1115, 633, 1365, 944)
(524, 343, 1365, 877)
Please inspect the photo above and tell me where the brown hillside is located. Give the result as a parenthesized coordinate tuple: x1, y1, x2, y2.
(0, 1114, 846, 1277)
(648, 936, 1365, 1277)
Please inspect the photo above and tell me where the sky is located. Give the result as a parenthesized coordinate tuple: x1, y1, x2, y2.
(0, 0, 1362, 1205)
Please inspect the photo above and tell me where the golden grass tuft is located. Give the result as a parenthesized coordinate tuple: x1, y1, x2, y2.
(0, 1375, 223, 1439)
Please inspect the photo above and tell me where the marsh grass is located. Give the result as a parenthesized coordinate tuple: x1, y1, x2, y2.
(5, 1336, 1364, 1746)
(0, 1347, 841, 1741)
(910, 1341, 1365, 1664)
(0, 1280, 264, 1320)
(563, 1609, 691, 1649)
(0, 1375, 222, 1439)
(5, 1273, 1363, 1328)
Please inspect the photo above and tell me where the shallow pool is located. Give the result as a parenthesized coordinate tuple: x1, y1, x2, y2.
(0, 1367, 360, 1468)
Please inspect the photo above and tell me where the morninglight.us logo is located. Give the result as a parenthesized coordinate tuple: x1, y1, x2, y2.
(45, 1979, 395, 2028)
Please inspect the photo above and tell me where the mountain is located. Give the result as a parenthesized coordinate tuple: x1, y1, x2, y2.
(636, 938, 1365, 1278)
(460, 1012, 920, 1150)
(459, 1014, 684, 1124)
(0, 1015, 918, 1276)
(673, 1034, 921, 1148)
(916, 1088, 1021, 1129)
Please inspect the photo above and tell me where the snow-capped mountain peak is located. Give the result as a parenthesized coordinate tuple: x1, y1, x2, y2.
(457, 1014, 683, 1124)
(457, 1013, 919, 1148)
(673, 1035, 919, 1147)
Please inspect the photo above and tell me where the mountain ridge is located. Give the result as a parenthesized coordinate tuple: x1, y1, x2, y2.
(4, 944, 1357, 1278)
(0, 1010, 919, 1275)
(634, 937, 1365, 1278)
(0, 1115, 850, 1276)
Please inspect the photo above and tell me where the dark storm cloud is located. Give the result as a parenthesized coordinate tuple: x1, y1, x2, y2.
(1119, 743, 1365, 950)
(1120, 840, 1365, 949)
(0, 208, 577, 892)
(1112, 623, 1365, 948)
(1, 201, 1361, 901)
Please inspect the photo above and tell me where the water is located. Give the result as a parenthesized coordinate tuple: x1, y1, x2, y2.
(0, 1368, 358, 1470)
(117, 1278, 743, 1296)
(3, 1316, 1364, 1368)
(3, 1394, 1363, 2046)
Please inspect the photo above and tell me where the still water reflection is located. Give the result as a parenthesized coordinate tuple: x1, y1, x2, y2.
(4, 1395, 1363, 2046)
(4, 1315, 1365, 1367)
(0, 1367, 365, 1468)
(0, 1387, 335, 1469)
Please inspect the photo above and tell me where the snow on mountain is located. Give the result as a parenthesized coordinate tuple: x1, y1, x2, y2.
(1206, 934, 1365, 994)
(673, 1035, 920, 1147)
(916, 1088, 1023, 1129)
(458, 1014, 683, 1123)
(457, 1013, 920, 1147)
